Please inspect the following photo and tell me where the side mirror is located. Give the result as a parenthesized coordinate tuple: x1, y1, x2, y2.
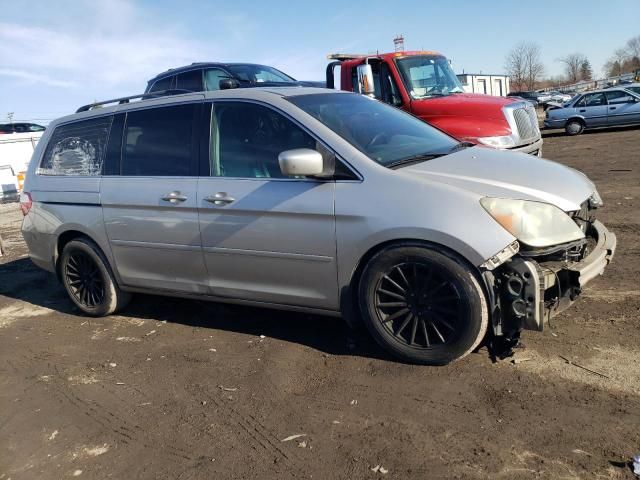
(278, 149, 324, 177)
(356, 64, 375, 96)
(219, 78, 240, 90)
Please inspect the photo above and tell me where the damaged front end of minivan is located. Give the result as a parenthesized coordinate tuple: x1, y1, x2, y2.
(478, 194, 617, 349)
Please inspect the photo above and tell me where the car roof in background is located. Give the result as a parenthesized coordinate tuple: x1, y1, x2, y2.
(147, 62, 291, 83)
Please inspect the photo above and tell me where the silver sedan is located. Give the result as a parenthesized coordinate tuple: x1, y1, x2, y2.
(544, 87, 640, 135)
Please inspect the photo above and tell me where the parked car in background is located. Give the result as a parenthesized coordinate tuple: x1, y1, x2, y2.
(622, 83, 640, 95)
(546, 91, 573, 103)
(507, 96, 538, 107)
(544, 87, 640, 135)
(0, 123, 46, 134)
(507, 91, 545, 105)
(145, 62, 323, 94)
(21, 87, 615, 365)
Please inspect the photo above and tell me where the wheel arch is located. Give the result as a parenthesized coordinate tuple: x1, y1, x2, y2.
(340, 238, 489, 329)
(54, 229, 116, 283)
(566, 116, 586, 126)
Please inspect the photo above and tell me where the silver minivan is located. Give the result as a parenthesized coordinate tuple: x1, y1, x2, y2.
(21, 88, 616, 364)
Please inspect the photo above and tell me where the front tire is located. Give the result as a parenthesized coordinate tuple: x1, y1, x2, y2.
(60, 238, 131, 316)
(358, 246, 488, 365)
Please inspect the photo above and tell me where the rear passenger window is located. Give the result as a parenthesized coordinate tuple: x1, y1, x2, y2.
(149, 76, 173, 93)
(605, 90, 635, 104)
(39, 116, 112, 176)
(122, 104, 195, 176)
(176, 70, 203, 92)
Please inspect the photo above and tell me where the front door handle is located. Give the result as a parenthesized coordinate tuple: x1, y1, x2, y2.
(204, 192, 235, 205)
(579, 109, 586, 113)
(609, 106, 616, 110)
(161, 191, 187, 203)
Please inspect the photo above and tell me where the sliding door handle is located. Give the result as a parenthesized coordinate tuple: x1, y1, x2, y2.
(204, 192, 235, 205)
(161, 191, 187, 203)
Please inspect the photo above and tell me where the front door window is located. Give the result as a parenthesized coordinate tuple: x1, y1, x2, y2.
(210, 102, 318, 178)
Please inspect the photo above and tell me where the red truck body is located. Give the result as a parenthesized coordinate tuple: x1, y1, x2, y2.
(327, 51, 542, 155)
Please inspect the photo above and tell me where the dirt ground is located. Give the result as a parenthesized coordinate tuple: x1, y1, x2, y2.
(1, 125, 639, 480)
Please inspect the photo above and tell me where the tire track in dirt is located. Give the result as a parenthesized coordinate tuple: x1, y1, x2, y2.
(186, 382, 292, 468)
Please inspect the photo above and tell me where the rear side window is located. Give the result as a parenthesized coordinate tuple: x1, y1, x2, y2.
(176, 70, 203, 92)
(122, 104, 195, 176)
(39, 116, 112, 176)
(149, 76, 173, 93)
(605, 90, 636, 104)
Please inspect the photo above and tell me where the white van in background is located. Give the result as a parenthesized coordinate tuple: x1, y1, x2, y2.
(0, 131, 43, 201)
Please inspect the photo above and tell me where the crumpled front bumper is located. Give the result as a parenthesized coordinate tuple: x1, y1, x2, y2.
(497, 220, 616, 332)
(565, 220, 617, 286)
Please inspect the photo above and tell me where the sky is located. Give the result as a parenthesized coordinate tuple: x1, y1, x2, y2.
(1, 0, 639, 124)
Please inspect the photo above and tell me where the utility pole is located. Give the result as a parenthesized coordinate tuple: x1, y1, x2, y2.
(7, 112, 14, 124)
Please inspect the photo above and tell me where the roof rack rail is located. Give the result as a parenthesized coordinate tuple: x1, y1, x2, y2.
(76, 89, 194, 113)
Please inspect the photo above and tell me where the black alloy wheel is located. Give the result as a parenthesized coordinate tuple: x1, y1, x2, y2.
(358, 245, 488, 365)
(65, 250, 106, 308)
(374, 262, 463, 348)
(60, 238, 131, 316)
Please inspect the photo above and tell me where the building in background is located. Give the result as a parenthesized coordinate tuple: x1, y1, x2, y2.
(457, 73, 510, 96)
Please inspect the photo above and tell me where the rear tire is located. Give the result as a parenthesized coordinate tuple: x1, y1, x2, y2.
(60, 238, 131, 316)
(565, 119, 585, 136)
(358, 245, 488, 365)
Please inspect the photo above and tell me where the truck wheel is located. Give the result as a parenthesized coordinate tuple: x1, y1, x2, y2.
(60, 238, 131, 317)
(565, 119, 585, 136)
(358, 245, 488, 365)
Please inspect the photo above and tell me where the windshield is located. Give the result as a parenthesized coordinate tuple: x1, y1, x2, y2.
(287, 93, 458, 167)
(226, 64, 296, 84)
(395, 55, 465, 99)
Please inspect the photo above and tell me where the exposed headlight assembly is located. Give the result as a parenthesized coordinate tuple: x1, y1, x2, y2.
(480, 198, 585, 248)
(589, 190, 603, 208)
(477, 135, 516, 149)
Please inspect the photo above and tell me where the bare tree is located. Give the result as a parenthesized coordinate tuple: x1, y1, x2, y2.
(604, 48, 628, 77)
(626, 35, 640, 59)
(505, 41, 544, 91)
(559, 53, 587, 83)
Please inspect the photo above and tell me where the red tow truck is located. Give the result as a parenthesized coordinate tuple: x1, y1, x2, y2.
(326, 51, 543, 155)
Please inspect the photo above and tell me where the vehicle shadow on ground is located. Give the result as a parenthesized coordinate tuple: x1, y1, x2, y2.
(0, 257, 393, 362)
(542, 124, 640, 139)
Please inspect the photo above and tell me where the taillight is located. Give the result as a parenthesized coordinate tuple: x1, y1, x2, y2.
(17, 171, 26, 191)
(20, 191, 32, 216)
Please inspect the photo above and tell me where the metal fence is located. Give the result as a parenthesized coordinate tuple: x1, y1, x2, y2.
(540, 72, 636, 93)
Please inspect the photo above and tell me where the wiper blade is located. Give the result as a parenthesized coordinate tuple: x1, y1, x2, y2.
(387, 153, 446, 169)
(448, 141, 475, 153)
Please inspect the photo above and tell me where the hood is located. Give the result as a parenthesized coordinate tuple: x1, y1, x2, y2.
(400, 146, 595, 212)
(410, 93, 517, 120)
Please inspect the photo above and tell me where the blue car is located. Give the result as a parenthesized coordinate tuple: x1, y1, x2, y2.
(544, 87, 640, 135)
